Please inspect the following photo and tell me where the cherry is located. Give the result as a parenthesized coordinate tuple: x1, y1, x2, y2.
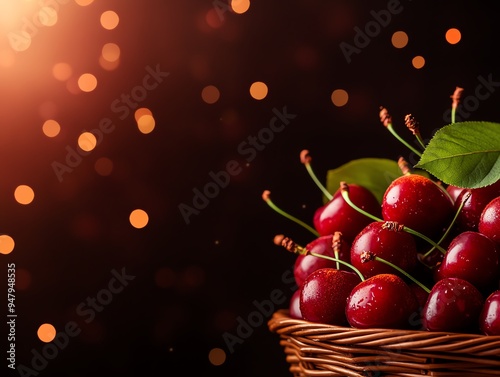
(346, 273, 420, 329)
(381, 173, 454, 239)
(289, 287, 302, 319)
(313, 183, 381, 242)
(300, 268, 361, 325)
(478, 196, 500, 245)
(293, 233, 350, 287)
(350, 221, 418, 279)
(434, 231, 499, 293)
(446, 184, 464, 203)
(454, 180, 500, 232)
(422, 277, 484, 332)
(479, 290, 500, 335)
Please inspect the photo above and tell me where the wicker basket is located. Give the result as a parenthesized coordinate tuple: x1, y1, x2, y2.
(268, 309, 500, 376)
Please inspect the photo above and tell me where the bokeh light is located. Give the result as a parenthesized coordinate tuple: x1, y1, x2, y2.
(74, 0, 94, 6)
(95, 157, 114, 176)
(9, 31, 31, 52)
(0, 235, 15, 255)
(412, 55, 426, 69)
(130, 209, 149, 229)
(78, 132, 98, 152)
(231, 0, 251, 14)
(446, 28, 461, 44)
(38, 6, 58, 27)
(14, 185, 35, 205)
(331, 89, 349, 107)
(201, 85, 220, 104)
(137, 114, 156, 134)
(37, 324, 56, 343)
(101, 10, 119, 30)
(78, 73, 98, 92)
(101, 43, 121, 62)
(42, 119, 61, 137)
(134, 108, 153, 122)
(52, 62, 73, 81)
(249, 81, 268, 100)
(391, 31, 408, 48)
(209, 348, 227, 366)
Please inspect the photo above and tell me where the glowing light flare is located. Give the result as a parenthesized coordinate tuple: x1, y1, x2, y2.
(201, 85, 220, 104)
(52, 62, 72, 81)
(391, 31, 408, 48)
(446, 28, 461, 44)
(94, 157, 113, 176)
(249, 81, 268, 100)
(42, 119, 61, 137)
(129, 209, 149, 229)
(412, 55, 425, 69)
(78, 73, 97, 92)
(100, 10, 119, 30)
(74, 0, 94, 6)
(78, 132, 97, 152)
(134, 107, 152, 122)
(209, 348, 227, 366)
(331, 89, 349, 107)
(99, 56, 120, 71)
(14, 185, 35, 205)
(0, 235, 15, 255)
(137, 114, 155, 134)
(37, 324, 56, 343)
(231, 0, 250, 14)
(101, 43, 120, 62)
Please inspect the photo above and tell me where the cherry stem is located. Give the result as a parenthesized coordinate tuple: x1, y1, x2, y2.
(422, 190, 472, 258)
(274, 234, 365, 281)
(300, 150, 333, 201)
(404, 114, 426, 150)
(262, 190, 320, 237)
(340, 182, 447, 254)
(332, 231, 342, 270)
(450, 86, 464, 124)
(379, 107, 422, 157)
(361, 251, 431, 294)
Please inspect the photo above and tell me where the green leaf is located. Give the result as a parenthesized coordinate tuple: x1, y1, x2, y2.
(415, 121, 500, 189)
(326, 158, 402, 203)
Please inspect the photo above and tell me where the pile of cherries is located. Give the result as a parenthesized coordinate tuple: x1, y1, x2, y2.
(267, 144, 500, 335)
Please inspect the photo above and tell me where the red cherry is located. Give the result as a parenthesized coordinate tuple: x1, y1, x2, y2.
(434, 231, 499, 292)
(300, 268, 361, 325)
(289, 288, 302, 319)
(313, 183, 381, 242)
(479, 290, 500, 335)
(478, 196, 500, 245)
(454, 180, 500, 232)
(381, 174, 454, 238)
(350, 221, 418, 279)
(293, 234, 350, 287)
(346, 274, 420, 329)
(446, 184, 464, 203)
(422, 277, 484, 332)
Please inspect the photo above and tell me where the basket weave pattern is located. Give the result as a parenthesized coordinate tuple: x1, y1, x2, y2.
(268, 309, 500, 376)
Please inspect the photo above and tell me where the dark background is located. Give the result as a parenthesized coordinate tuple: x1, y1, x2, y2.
(1, 1, 499, 376)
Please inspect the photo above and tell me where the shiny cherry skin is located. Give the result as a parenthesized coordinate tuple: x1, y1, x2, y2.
(446, 184, 464, 203)
(479, 290, 500, 335)
(422, 277, 484, 332)
(293, 234, 350, 287)
(300, 268, 361, 325)
(454, 180, 500, 232)
(381, 174, 454, 239)
(346, 274, 420, 329)
(478, 196, 500, 245)
(350, 221, 418, 279)
(289, 287, 302, 319)
(313, 183, 381, 242)
(434, 231, 499, 293)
